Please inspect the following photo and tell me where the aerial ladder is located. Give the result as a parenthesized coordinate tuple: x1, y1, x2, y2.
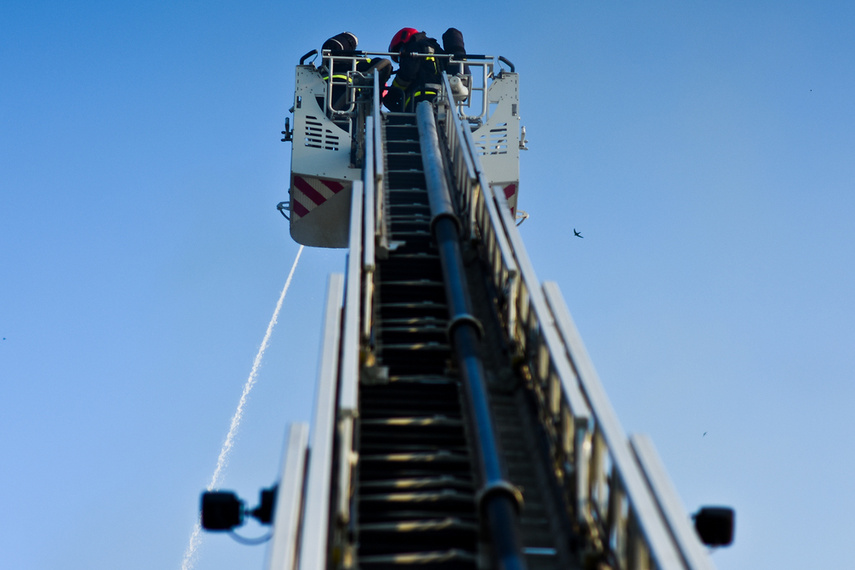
(200, 43, 734, 570)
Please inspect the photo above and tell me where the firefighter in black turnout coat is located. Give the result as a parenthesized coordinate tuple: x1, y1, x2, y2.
(384, 27, 466, 112)
(321, 32, 392, 111)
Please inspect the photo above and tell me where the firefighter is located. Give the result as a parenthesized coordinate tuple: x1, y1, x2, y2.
(384, 28, 467, 112)
(321, 32, 392, 111)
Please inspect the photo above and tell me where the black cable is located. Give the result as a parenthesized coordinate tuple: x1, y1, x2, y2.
(228, 530, 272, 546)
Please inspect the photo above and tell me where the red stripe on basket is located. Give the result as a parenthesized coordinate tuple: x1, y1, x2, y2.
(320, 179, 344, 193)
(293, 176, 326, 206)
(292, 199, 310, 218)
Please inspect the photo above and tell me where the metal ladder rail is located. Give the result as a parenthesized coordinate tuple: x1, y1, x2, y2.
(412, 92, 587, 570)
(292, 273, 347, 570)
(434, 74, 714, 569)
(436, 75, 594, 563)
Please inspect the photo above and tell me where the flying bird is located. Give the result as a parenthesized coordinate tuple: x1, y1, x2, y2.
(573, 229, 583, 238)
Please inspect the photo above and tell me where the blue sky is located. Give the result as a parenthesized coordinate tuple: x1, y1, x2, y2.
(2, 2, 853, 569)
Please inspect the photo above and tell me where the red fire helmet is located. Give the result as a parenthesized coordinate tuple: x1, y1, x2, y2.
(389, 28, 418, 52)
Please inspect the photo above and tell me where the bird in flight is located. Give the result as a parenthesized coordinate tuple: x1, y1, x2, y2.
(573, 229, 583, 238)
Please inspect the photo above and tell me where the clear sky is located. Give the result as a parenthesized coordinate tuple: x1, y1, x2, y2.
(2, 2, 853, 569)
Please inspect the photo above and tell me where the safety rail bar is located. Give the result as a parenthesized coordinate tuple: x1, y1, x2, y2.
(336, 80, 392, 552)
(490, 185, 597, 540)
(363, 72, 384, 343)
(317, 50, 505, 122)
(436, 73, 519, 335)
(371, 71, 385, 260)
(371, 71, 390, 260)
(330, 82, 386, 567)
(318, 51, 373, 117)
(363, 119, 376, 272)
(362, 120, 376, 345)
(433, 84, 714, 569)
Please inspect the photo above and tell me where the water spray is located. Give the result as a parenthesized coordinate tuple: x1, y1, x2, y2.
(181, 245, 305, 570)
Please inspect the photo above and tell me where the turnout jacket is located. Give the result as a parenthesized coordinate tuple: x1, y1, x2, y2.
(386, 28, 466, 111)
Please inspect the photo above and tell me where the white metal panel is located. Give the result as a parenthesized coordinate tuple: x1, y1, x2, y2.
(291, 67, 355, 181)
(296, 274, 344, 570)
(336, 181, 363, 527)
(471, 73, 521, 211)
(265, 423, 309, 570)
(289, 183, 352, 248)
(289, 66, 359, 248)
(338, 181, 362, 415)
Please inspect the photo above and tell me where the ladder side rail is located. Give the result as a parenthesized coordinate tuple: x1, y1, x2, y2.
(542, 281, 689, 569)
(631, 435, 717, 570)
(266, 423, 310, 570)
(364, 75, 386, 342)
(477, 179, 520, 357)
(438, 97, 469, 236)
(296, 274, 345, 570)
(362, 118, 376, 343)
(371, 71, 388, 258)
(335, 180, 364, 531)
(363, 120, 375, 271)
(437, 74, 518, 338)
(450, 85, 520, 336)
(438, 73, 480, 239)
(488, 186, 594, 533)
(338, 179, 364, 413)
(440, 87, 594, 546)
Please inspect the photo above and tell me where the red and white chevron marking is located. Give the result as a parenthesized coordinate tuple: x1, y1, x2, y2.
(291, 175, 345, 219)
(502, 183, 517, 215)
